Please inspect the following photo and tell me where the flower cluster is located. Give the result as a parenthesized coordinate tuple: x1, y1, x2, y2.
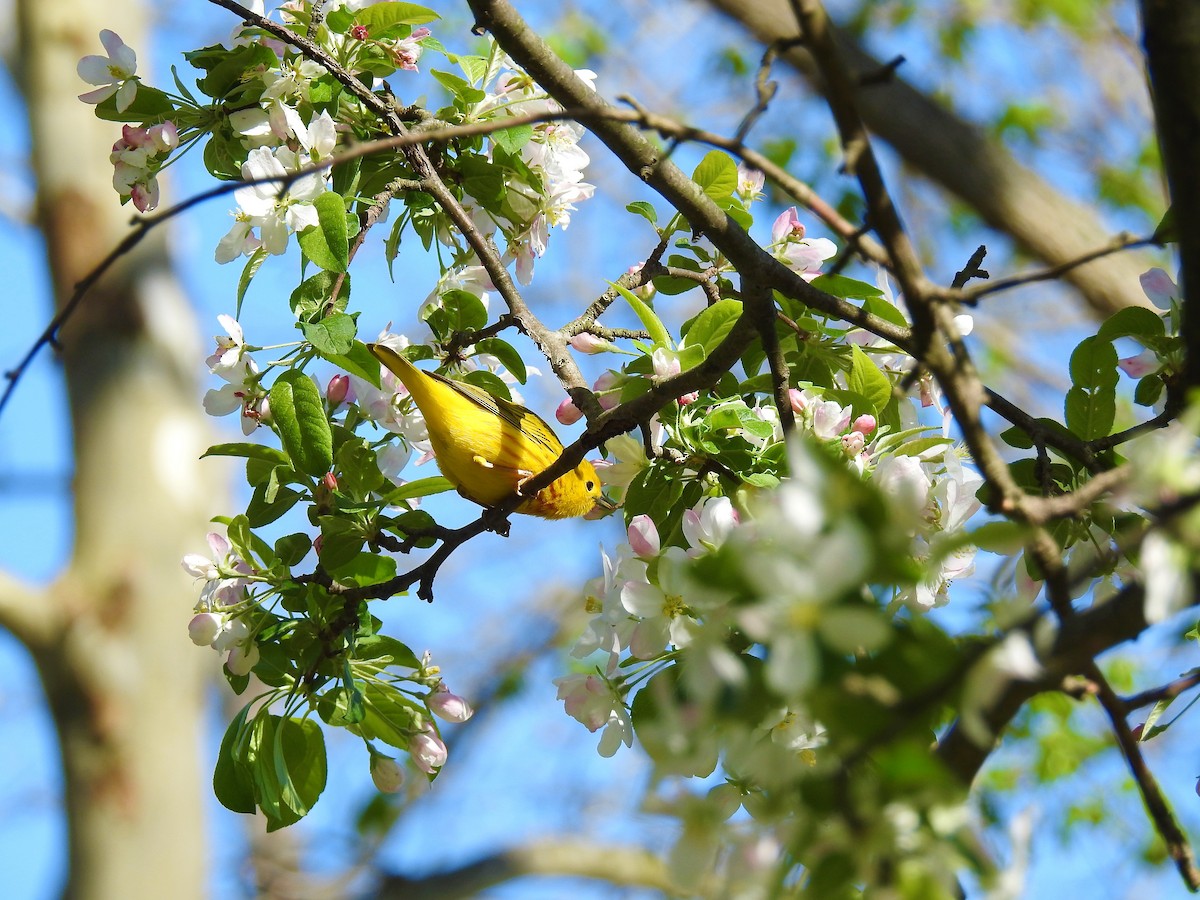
(202, 315, 267, 435)
(471, 57, 598, 283)
(182, 531, 260, 675)
(110, 122, 178, 212)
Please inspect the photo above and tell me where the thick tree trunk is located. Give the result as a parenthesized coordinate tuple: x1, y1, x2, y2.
(706, 0, 1154, 318)
(14, 1, 219, 897)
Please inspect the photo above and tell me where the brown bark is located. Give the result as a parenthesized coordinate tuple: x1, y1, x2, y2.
(705, 0, 1155, 318)
(12, 1, 221, 897)
(1141, 0, 1200, 388)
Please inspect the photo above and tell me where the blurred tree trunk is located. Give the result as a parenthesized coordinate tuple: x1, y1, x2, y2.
(706, 0, 1153, 317)
(10, 0, 220, 897)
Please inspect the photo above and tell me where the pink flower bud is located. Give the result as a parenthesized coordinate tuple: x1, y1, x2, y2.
(327, 374, 350, 408)
(322, 472, 338, 491)
(788, 389, 807, 413)
(428, 683, 474, 723)
(627, 514, 660, 558)
(188, 613, 223, 647)
(349, 23, 370, 40)
(556, 397, 583, 425)
(841, 431, 865, 457)
(409, 730, 448, 774)
(678, 391, 699, 406)
(852, 414, 877, 436)
(570, 333, 609, 354)
(593, 371, 621, 410)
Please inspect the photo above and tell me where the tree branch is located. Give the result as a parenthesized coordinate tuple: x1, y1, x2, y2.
(375, 840, 680, 900)
(706, 0, 1155, 318)
(0, 571, 56, 650)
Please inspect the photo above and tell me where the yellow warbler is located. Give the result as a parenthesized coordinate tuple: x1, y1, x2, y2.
(367, 343, 605, 519)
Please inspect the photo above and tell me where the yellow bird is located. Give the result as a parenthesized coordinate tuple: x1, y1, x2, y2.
(367, 343, 606, 519)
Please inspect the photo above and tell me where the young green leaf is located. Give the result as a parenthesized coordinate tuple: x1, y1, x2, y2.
(847, 345, 893, 416)
(610, 281, 672, 349)
(270, 369, 334, 476)
(297, 192, 350, 273)
(681, 298, 743, 360)
(301, 312, 357, 356)
(691, 150, 738, 200)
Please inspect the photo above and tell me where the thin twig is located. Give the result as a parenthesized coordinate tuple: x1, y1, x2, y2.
(1085, 661, 1200, 891)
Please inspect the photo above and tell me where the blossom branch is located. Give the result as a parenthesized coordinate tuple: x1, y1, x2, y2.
(466, 0, 913, 356)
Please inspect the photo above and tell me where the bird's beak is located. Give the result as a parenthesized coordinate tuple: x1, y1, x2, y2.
(585, 494, 620, 519)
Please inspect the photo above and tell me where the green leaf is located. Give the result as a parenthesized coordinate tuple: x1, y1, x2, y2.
(811, 273, 883, 301)
(379, 476, 455, 504)
(318, 517, 365, 570)
(270, 370, 334, 476)
(356, 634, 422, 669)
(213, 707, 255, 814)
(268, 716, 327, 828)
(968, 521, 1028, 553)
(691, 150, 738, 200)
(353, 683, 423, 749)
(384, 211, 406, 279)
(203, 443, 292, 465)
(431, 69, 486, 103)
(336, 440, 385, 496)
(326, 340, 382, 388)
(247, 483, 304, 527)
(1065, 385, 1115, 442)
(189, 42, 277, 100)
(1153, 205, 1176, 245)
(1134, 374, 1164, 407)
(1068, 336, 1119, 391)
(236, 247, 268, 317)
(610, 281, 672, 349)
(355, 2, 440, 30)
(491, 122, 533, 154)
(327, 552, 398, 587)
(274, 533, 313, 568)
(625, 201, 658, 224)
(92, 85, 176, 122)
(473, 338, 527, 384)
(290, 270, 350, 322)
(302, 313, 357, 356)
(1097, 306, 1166, 345)
(297, 192, 350, 272)
(681, 298, 743, 361)
(424, 289, 488, 337)
(847, 345, 893, 416)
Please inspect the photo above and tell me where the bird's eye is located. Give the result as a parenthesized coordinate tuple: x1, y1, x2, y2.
(586, 480, 595, 491)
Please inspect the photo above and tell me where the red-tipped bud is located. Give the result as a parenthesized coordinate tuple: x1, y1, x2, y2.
(327, 374, 350, 408)
(852, 414, 877, 436)
(556, 397, 583, 425)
